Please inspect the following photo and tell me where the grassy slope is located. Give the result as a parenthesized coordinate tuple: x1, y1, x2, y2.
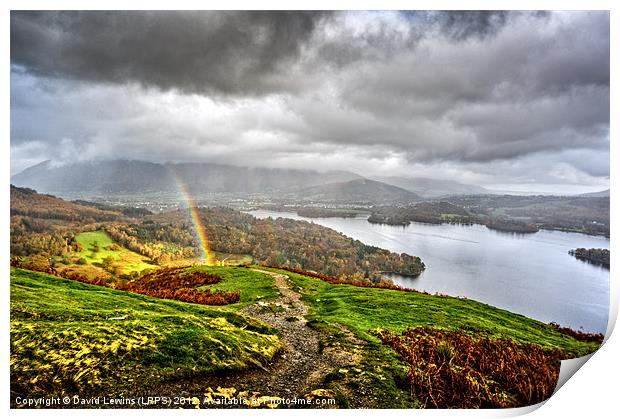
(265, 267, 599, 408)
(271, 268, 598, 357)
(10, 268, 281, 398)
(74, 231, 153, 273)
(211, 251, 254, 265)
(11, 264, 599, 408)
(192, 265, 279, 307)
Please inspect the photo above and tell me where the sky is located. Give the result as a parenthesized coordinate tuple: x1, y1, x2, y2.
(9, 10, 610, 194)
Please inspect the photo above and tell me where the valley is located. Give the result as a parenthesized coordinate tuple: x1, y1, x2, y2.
(9, 184, 607, 408)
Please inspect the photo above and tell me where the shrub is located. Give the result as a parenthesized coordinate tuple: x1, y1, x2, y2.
(50, 266, 240, 306)
(377, 327, 564, 408)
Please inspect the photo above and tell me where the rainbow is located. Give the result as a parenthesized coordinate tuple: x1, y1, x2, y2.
(171, 172, 214, 265)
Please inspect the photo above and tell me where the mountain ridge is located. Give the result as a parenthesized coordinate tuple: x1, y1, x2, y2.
(11, 159, 363, 196)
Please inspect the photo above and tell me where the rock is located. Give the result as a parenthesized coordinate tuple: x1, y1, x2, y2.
(304, 388, 337, 400)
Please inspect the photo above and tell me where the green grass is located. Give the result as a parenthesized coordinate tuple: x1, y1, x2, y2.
(259, 267, 600, 407)
(10, 268, 282, 399)
(212, 251, 254, 265)
(74, 231, 154, 273)
(191, 265, 279, 307)
(11, 264, 600, 408)
(268, 268, 598, 357)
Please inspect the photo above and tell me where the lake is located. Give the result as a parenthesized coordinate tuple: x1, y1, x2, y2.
(248, 210, 610, 333)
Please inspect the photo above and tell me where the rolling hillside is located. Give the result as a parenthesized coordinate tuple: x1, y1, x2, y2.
(294, 178, 422, 204)
(11, 265, 600, 408)
(10, 185, 121, 222)
(579, 189, 610, 198)
(10, 267, 282, 401)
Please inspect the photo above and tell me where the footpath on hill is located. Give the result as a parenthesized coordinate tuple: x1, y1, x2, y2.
(161, 269, 364, 408)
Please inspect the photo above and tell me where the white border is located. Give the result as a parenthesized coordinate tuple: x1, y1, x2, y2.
(3, 1, 616, 418)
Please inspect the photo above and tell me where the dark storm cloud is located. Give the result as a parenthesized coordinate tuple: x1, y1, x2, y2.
(414, 10, 512, 40)
(313, 11, 533, 71)
(11, 10, 331, 95)
(10, 11, 610, 191)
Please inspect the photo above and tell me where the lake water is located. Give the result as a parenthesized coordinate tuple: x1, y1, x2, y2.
(248, 210, 610, 333)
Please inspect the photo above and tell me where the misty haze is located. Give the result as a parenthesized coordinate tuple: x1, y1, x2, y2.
(10, 10, 609, 410)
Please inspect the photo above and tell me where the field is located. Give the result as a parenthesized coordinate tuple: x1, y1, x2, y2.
(73, 231, 154, 274)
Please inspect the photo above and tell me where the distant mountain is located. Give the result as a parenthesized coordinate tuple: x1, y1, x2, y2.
(294, 178, 422, 204)
(375, 177, 490, 198)
(579, 189, 610, 198)
(11, 160, 362, 196)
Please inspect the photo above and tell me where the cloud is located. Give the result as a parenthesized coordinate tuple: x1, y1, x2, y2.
(11, 11, 331, 96)
(10, 11, 610, 191)
(300, 11, 610, 163)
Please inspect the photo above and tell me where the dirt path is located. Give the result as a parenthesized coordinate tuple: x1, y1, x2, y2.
(246, 269, 364, 393)
(172, 269, 360, 404)
(241, 269, 337, 394)
(242, 269, 358, 393)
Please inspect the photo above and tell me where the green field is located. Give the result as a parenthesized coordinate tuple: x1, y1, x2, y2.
(74, 231, 154, 274)
(10, 268, 282, 399)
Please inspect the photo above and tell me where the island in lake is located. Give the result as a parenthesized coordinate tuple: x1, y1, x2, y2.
(569, 248, 610, 268)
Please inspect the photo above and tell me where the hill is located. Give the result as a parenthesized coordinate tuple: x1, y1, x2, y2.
(10, 267, 282, 401)
(10, 186, 425, 278)
(369, 194, 609, 235)
(10, 184, 121, 222)
(11, 266, 600, 408)
(10, 185, 129, 258)
(11, 159, 361, 196)
(294, 178, 422, 204)
(448, 194, 610, 236)
(376, 177, 489, 198)
(579, 189, 610, 198)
